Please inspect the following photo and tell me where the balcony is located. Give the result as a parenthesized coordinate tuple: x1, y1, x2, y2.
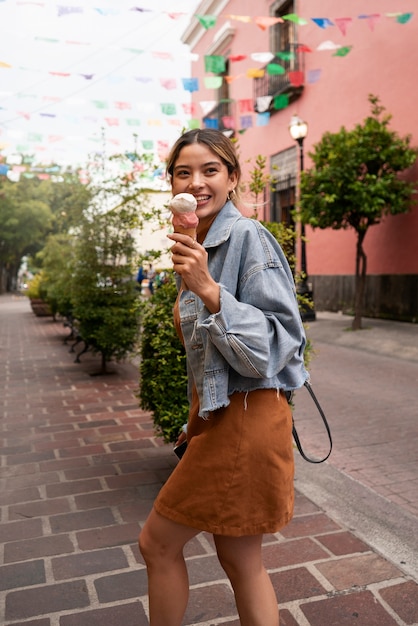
(253, 44, 305, 113)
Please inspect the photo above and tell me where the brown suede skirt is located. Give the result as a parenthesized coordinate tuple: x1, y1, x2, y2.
(154, 387, 294, 537)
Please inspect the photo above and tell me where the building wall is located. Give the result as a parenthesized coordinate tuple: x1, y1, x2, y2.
(183, 0, 418, 318)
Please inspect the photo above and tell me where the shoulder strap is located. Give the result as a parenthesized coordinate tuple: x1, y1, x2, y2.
(292, 381, 332, 464)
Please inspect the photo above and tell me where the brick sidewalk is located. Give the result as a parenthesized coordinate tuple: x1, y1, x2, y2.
(1, 294, 417, 626)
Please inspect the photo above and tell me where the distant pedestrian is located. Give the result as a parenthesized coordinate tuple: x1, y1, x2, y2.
(147, 264, 156, 295)
(135, 265, 146, 292)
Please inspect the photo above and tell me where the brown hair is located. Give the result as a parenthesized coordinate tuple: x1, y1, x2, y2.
(166, 129, 241, 202)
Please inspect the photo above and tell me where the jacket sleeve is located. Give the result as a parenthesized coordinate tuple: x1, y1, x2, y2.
(198, 264, 306, 380)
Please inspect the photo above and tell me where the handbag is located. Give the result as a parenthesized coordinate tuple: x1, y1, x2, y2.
(291, 380, 332, 464)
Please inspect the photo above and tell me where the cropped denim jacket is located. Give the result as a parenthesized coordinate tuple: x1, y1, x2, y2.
(177, 201, 309, 418)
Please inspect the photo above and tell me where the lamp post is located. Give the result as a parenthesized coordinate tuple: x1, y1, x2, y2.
(289, 114, 316, 321)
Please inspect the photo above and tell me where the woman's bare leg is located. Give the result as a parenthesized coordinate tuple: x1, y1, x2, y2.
(214, 534, 279, 626)
(139, 508, 199, 626)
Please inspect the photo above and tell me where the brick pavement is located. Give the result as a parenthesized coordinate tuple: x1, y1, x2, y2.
(1, 294, 417, 626)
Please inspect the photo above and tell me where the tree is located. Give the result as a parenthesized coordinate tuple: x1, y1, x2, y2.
(71, 202, 141, 373)
(0, 173, 91, 293)
(0, 178, 53, 292)
(299, 95, 416, 330)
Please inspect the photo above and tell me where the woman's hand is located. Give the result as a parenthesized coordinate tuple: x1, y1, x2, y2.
(168, 233, 220, 313)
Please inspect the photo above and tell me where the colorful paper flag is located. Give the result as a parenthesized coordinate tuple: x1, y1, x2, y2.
(251, 52, 275, 64)
(196, 14, 217, 29)
(333, 46, 352, 57)
(256, 96, 272, 113)
(204, 118, 219, 129)
(267, 63, 285, 75)
(238, 99, 253, 113)
(204, 76, 223, 89)
(334, 17, 352, 35)
(256, 112, 270, 126)
(255, 17, 284, 30)
(204, 55, 226, 73)
(246, 68, 265, 78)
(282, 13, 308, 25)
(161, 103, 176, 115)
(182, 77, 199, 92)
(229, 54, 247, 62)
(312, 18, 334, 29)
(240, 115, 253, 129)
(273, 94, 289, 109)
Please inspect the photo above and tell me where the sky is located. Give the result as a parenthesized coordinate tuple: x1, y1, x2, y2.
(0, 0, 201, 170)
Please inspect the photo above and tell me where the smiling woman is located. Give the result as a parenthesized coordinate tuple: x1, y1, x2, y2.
(138, 128, 309, 626)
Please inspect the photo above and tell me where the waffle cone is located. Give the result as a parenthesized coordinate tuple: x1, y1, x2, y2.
(174, 225, 197, 239)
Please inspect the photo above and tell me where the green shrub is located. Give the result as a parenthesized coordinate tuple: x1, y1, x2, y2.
(138, 273, 189, 443)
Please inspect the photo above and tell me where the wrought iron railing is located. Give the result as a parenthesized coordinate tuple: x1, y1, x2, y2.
(253, 44, 304, 112)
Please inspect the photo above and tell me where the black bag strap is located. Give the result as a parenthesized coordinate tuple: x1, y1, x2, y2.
(292, 380, 332, 464)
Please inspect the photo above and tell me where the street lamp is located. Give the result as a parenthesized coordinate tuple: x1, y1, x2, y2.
(289, 114, 316, 321)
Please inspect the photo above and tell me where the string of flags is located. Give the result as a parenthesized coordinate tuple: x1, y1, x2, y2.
(0, 3, 414, 170)
(0, 2, 413, 27)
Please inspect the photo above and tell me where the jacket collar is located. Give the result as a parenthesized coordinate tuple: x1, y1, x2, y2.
(203, 201, 243, 249)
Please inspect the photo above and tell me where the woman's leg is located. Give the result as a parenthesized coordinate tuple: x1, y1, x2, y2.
(214, 534, 279, 626)
(139, 507, 199, 626)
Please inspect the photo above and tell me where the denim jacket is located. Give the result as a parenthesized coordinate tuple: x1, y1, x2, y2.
(177, 201, 309, 418)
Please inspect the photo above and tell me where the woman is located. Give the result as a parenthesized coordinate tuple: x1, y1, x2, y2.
(139, 129, 308, 625)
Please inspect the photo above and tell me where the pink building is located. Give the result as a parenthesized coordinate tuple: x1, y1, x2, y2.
(182, 0, 418, 321)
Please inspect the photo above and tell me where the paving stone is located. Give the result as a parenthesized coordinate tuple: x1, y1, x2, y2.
(379, 580, 418, 625)
(8, 497, 70, 520)
(117, 499, 155, 523)
(39, 457, 90, 472)
(50, 507, 116, 533)
(187, 554, 227, 585)
(0, 518, 43, 543)
(0, 487, 41, 506)
(59, 602, 149, 626)
(74, 487, 139, 510)
(77, 419, 118, 429)
(4, 533, 75, 563)
(280, 609, 300, 626)
(76, 522, 139, 550)
(52, 547, 129, 580)
(315, 553, 402, 591)
(270, 566, 326, 603)
(45, 478, 102, 498)
(183, 583, 237, 625)
(280, 513, 341, 539)
(5, 466, 59, 490)
(293, 492, 321, 516)
(104, 471, 160, 489)
(316, 531, 370, 556)
(6, 450, 56, 465)
(0, 560, 45, 591)
(63, 465, 116, 480)
(263, 537, 329, 569)
(58, 444, 106, 458)
(6, 617, 51, 626)
(301, 589, 400, 626)
(5, 580, 90, 620)
(94, 568, 148, 601)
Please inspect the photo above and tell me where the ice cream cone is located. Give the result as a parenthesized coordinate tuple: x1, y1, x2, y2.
(169, 193, 199, 241)
(174, 225, 197, 239)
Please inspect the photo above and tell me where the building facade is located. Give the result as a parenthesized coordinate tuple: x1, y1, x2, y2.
(182, 0, 418, 321)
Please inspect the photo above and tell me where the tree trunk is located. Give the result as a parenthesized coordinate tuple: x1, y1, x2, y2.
(352, 230, 367, 330)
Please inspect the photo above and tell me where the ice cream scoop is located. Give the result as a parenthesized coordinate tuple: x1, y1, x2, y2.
(168, 193, 199, 239)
